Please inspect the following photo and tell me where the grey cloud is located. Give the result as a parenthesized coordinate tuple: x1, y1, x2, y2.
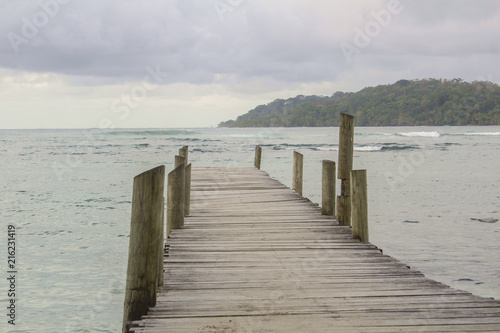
(0, 0, 499, 87)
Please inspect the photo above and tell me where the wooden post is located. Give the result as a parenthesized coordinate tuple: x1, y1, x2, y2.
(179, 146, 188, 165)
(351, 169, 369, 242)
(292, 151, 303, 196)
(254, 146, 262, 169)
(158, 197, 165, 287)
(122, 166, 165, 333)
(174, 155, 186, 217)
(337, 113, 354, 226)
(184, 163, 191, 216)
(174, 155, 186, 169)
(166, 164, 185, 237)
(322, 160, 336, 216)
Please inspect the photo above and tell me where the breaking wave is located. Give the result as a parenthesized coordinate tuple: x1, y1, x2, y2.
(397, 131, 441, 138)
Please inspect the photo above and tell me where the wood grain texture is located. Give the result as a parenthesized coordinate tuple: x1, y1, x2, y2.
(123, 165, 165, 333)
(292, 151, 303, 196)
(166, 164, 185, 236)
(351, 169, 369, 242)
(321, 160, 336, 216)
(254, 146, 262, 170)
(127, 167, 500, 332)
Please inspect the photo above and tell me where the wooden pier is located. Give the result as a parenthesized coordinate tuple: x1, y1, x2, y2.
(127, 167, 500, 332)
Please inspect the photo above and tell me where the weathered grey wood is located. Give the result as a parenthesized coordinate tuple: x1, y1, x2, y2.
(254, 145, 262, 169)
(338, 113, 354, 179)
(337, 113, 354, 226)
(322, 160, 336, 216)
(178, 146, 188, 165)
(158, 196, 164, 287)
(337, 194, 351, 226)
(174, 155, 185, 169)
(175, 155, 191, 217)
(184, 163, 191, 216)
(166, 165, 185, 236)
(351, 169, 369, 242)
(292, 151, 303, 196)
(122, 166, 165, 333)
(128, 167, 500, 333)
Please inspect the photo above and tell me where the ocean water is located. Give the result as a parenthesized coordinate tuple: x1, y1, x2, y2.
(1, 126, 499, 332)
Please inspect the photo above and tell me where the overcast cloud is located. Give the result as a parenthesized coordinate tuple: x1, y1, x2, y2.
(1, 0, 499, 128)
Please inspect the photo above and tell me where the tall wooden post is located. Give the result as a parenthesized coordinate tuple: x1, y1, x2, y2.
(254, 146, 262, 170)
(179, 146, 188, 165)
(351, 169, 369, 242)
(175, 155, 186, 169)
(322, 160, 336, 216)
(292, 151, 304, 196)
(122, 166, 165, 333)
(174, 155, 186, 218)
(175, 152, 191, 217)
(184, 163, 191, 216)
(337, 113, 354, 226)
(166, 164, 185, 237)
(158, 196, 165, 287)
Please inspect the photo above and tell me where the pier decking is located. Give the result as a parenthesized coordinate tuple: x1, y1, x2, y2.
(128, 167, 500, 332)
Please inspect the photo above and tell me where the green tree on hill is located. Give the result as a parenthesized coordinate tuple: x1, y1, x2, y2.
(219, 79, 500, 127)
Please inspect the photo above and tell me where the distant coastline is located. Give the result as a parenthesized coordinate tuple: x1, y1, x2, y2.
(219, 79, 500, 127)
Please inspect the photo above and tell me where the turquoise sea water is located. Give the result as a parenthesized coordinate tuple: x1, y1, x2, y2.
(1, 126, 499, 332)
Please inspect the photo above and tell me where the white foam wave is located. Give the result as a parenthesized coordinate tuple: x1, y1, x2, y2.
(398, 131, 441, 138)
(316, 147, 338, 151)
(463, 132, 500, 136)
(355, 146, 383, 152)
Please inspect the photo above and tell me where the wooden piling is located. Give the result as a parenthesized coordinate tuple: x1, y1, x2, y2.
(166, 164, 185, 237)
(158, 196, 165, 287)
(174, 155, 186, 169)
(174, 155, 187, 217)
(351, 169, 369, 242)
(122, 166, 165, 333)
(179, 146, 188, 165)
(321, 160, 336, 216)
(254, 146, 262, 170)
(292, 151, 303, 196)
(337, 113, 354, 226)
(184, 163, 191, 216)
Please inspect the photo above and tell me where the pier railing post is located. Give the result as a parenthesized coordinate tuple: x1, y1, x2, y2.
(175, 150, 191, 217)
(184, 163, 191, 216)
(179, 146, 188, 165)
(337, 113, 354, 226)
(322, 160, 336, 216)
(158, 196, 165, 287)
(122, 166, 165, 333)
(254, 146, 262, 169)
(175, 155, 186, 169)
(292, 151, 304, 196)
(166, 164, 185, 237)
(351, 169, 369, 242)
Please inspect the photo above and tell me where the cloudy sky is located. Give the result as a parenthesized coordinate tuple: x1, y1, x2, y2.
(0, 0, 499, 129)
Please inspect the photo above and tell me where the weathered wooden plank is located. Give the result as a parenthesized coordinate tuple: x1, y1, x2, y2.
(127, 167, 500, 333)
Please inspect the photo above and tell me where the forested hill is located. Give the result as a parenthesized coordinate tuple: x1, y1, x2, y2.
(218, 79, 500, 127)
